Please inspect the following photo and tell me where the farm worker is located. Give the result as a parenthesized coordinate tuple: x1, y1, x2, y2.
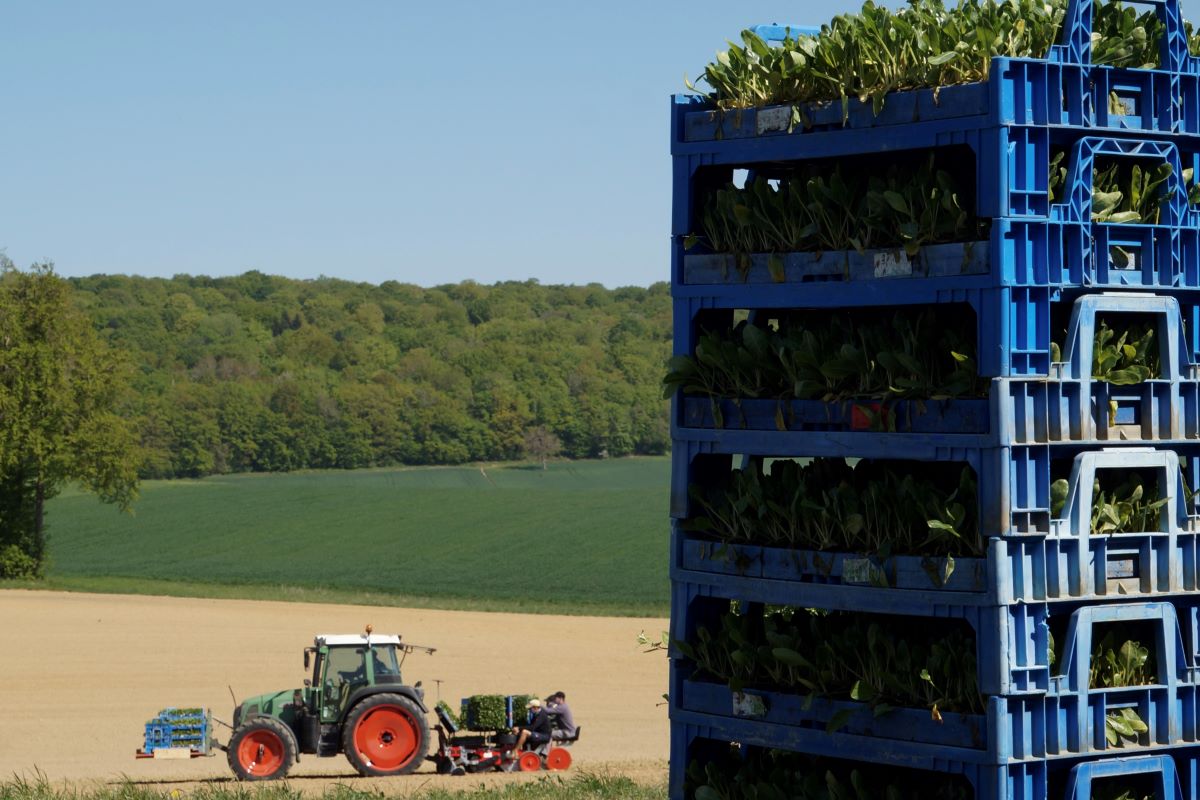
(546, 691, 576, 741)
(511, 697, 552, 753)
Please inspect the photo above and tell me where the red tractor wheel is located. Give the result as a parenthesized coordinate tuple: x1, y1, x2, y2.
(342, 693, 429, 776)
(546, 748, 572, 770)
(226, 717, 297, 781)
(518, 751, 542, 772)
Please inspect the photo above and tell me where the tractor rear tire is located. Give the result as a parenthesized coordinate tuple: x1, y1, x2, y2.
(342, 693, 429, 776)
(227, 717, 297, 781)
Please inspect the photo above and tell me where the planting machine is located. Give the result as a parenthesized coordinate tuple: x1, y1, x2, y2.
(136, 627, 578, 780)
(429, 696, 580, 775)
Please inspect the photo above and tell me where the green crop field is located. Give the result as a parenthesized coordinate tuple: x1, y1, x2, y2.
(27, 457, 671, 617)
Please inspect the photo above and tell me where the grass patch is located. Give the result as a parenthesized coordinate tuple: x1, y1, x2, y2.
(33, 458, 670, 617)
(0, 772, 666, 800)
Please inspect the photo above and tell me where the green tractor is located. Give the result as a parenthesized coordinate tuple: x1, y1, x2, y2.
(225, 629, 435, 780)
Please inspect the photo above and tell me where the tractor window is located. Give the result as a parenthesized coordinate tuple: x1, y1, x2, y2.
(371, 645, 401, 678)
(325, 647, 366, 686)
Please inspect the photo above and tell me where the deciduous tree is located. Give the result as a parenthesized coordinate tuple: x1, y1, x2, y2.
(0, 261, 140, 576)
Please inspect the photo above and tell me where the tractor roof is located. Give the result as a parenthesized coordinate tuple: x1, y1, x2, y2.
(316, 633, 402, 647)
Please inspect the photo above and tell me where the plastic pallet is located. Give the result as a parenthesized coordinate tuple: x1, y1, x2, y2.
(678, 139, 1200, 293)
(671, 730, 1200, 800)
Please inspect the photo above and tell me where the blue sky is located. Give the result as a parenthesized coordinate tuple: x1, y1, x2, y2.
(3, 1, 1199, 288)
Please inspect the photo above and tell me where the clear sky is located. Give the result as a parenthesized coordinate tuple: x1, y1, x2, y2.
(3, 1, 1199, 288)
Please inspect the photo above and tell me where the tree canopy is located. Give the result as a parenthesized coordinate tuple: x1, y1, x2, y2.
(65, 272, 672, 479)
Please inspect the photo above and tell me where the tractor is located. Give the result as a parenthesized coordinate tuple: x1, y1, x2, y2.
(224, 629, 435, 780)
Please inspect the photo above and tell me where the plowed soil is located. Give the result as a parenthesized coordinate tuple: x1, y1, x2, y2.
(0, 590, 669, 793)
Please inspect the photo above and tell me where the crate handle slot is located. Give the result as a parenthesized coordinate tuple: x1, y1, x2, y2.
(1051, 448, 1190, 538)
(1055, 293, 1193, 382)
(1053, 601, 1188, 694)
(1051, 0, 1196, 73)
(1064, 753, 1183, 800)
(1055, 137, 1197, 229)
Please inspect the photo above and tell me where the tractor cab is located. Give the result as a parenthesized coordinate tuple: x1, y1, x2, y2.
(306, 633, 425, 723)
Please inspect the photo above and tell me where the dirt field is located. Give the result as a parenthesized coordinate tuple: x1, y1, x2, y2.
(0, 590, 669, 793)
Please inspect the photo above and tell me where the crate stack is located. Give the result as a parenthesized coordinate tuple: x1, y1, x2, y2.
(667, 1, 1200, 798)
(138, 707, 212, 757)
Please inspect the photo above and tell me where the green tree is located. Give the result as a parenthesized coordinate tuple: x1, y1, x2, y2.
(0, 262, 140, 576)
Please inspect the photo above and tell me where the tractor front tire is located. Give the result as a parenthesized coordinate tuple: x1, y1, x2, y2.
(227, 717, 297, 781)
(342, 693, 429, 776)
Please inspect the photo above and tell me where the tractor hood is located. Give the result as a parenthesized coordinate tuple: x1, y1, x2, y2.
(233, 689, 300, 728)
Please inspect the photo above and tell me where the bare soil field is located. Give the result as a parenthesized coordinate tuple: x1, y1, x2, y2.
(0, 590, 669, 793)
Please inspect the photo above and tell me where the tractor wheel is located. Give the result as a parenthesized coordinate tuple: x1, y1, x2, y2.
(342, 693, 429, 776)
(517, 751, 542, 772)
(227, 717, 297, 781)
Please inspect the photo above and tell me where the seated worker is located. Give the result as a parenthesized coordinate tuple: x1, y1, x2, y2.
(512, 697, 552, 753)
(545, 691, 576, 741)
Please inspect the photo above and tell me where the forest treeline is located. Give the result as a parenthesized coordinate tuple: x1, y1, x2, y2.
(68, 271, 672, 479)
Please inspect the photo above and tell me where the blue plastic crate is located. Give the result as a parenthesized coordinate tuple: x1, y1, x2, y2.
(671, 599, 1200, 765)
(676, 281, 1200, 379)
(676, 293, 1200, 444)
(672, 580, 1200, 696)
(677, 0, 1200, 152)
(674, 442, 1200, 603)
(671, 728, 1200, 800)
(678, 138, 1200, 293)
(673, 578, 1036, 696)
(670, 434, 1200, 527)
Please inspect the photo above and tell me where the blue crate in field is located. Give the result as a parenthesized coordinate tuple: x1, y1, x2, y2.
(141, 708, 210, 754)
(671, 730, 1200, 800)
(677, 137, 1200, 294)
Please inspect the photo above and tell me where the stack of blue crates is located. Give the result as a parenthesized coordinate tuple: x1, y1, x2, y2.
(142, 707, 211, 755)
(667, 1, 1200, 797)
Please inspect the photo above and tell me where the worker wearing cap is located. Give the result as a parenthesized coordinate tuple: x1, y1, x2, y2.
(511, 697, 552, 754)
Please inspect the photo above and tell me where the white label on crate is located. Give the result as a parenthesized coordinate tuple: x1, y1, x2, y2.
(843, 558, 886, 585)
(873, 250, 913, 278)
(732, 691, 767, 718)
(756, 106, 791, 134)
